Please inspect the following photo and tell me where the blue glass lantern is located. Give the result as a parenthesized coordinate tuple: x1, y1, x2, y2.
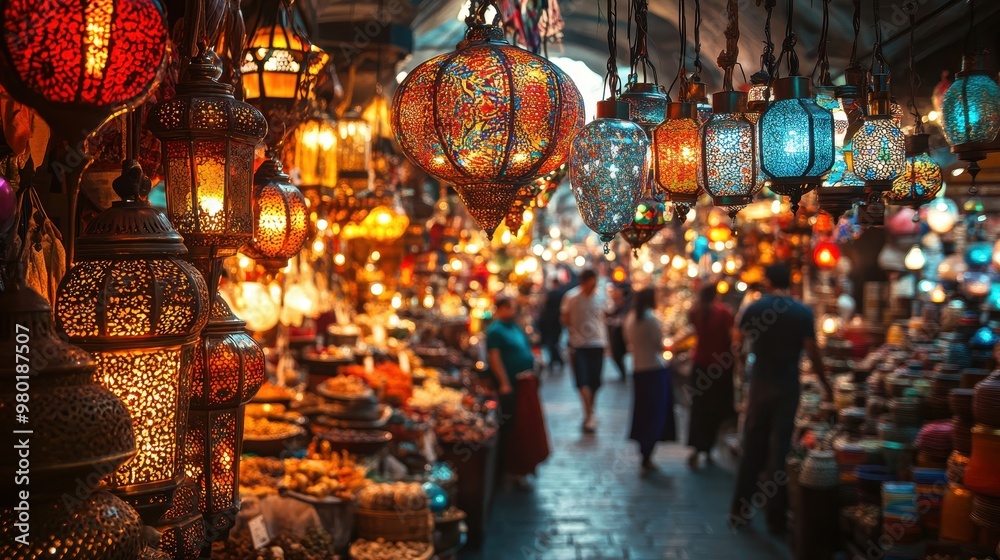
(852, 74, 906, 191)
(758, 76, 835, 211)
(570, 99, 650, 251)
(699, 91, 756, 223)
(621, 82, 668, 135)
(965, 242, 994, 269)
(941, 53, 1000, 162)
(817, 85, 863, 219)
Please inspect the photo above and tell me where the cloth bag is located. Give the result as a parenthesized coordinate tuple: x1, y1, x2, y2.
(505, 373, 550, 476)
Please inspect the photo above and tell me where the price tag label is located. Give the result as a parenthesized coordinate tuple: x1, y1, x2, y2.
(248, 514, 270, 549)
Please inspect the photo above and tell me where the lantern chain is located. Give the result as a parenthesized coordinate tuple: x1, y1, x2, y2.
(870, 0, 889, 75)
(717, 0, 739, 91)
(627, 0, 658, 85)
(756, 0, 776, 80)
(906, 8, 924, 135)
(773, 0, 799, 78)
(691, 0, 703, 82)
(965, 0, 977, 54)
(849, 0, 861, 67)
(812, 0, 832, 86)
(668, 0, 689, 100)
(603, 0, 622, 99)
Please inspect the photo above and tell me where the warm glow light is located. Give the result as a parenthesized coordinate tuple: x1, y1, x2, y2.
(371, 283, 385, 296)
(771, 199, 782, 214)
(813, 241, 840, 270)
(717, 281, 730, 294)
(450, 258, 463, 271)
(711, 261, 723, 274)
(532, 244, 544, 256)
(671, 255, 686, 269)
(334, 253, 346, 266)
(904, 245, 926, 271)
(951, 168, 964, 177)
(660, 255, 670, 265)
(612, 267, 627, 282)
(312, 239, 324, 252)
(821, 315, 838, 334)
(686, 207, 697, 222)
(542, 249, 553, 261)
(549, 226, 561, 239)
(556, 251, 568, 261)
(575, 255, 586, 267)
(931, 285, 947, 303)
(642, 261, 654, 274)
(371, 250, 381, 261)
(737, 281, 748, 292)
(687, 264, 698, 278)
(316, 218, 328, 231)
(925, 198, 959, 234)
(501, 229, 512, 244)
(725, 259, 737, 274)
(423, 294, 435, 308)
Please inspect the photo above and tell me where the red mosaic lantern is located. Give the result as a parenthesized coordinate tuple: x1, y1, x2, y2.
(0, 0, 167, 140)
(391, 0, 584, 238)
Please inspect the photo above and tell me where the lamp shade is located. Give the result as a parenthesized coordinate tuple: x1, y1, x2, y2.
(336, 113, 373, 193)
(186, 296, 264, 538)
(0, 0, 167, 140)
(887, 134, 943, 209)
(941, 53, 1000, 159)
(652, 102, 702, 218)
(569, 100, 650, 248)
(392, 22, 585, 238)
(289, 110, 337, 190)
(699, 91, 757, 220)
(852, 74, 905, 191)
(758, 77, 835, 201)
(360, 199, 410, 243)
(241, 157, 309, 271)
(147, 50, 268, 255)
(745, 72, 771, 124)
(55, 166, 210, 524)
(241, 7, 313, 102)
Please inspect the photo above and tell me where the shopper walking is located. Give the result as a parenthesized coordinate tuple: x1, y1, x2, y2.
(487, 296, 544, 486)
(605, 283, 631, 381)
(537, 277, 566, 372)
(729, 263, 830, 534)
(561, 269, 607, 433)
(623, 288, 676, 472)
(685, 282, 736, 469)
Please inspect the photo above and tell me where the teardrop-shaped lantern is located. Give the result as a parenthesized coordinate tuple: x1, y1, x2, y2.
(570, 100, 650, 250)
(652, 102, 702, 221)
(941, 53, 1000, 162)
(699, 91, 757, 224)
(391, 9, 585, 238)
(758, 76, 835, 211)
(852, 75, 906, 192)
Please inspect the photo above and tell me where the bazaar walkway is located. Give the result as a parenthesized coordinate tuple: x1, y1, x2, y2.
(460, 363, 793, 560)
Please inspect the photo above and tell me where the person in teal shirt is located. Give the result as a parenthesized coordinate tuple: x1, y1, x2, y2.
(486, 296, 537, 487)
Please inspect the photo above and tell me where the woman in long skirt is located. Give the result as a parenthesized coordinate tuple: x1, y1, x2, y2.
(623, 288, 677, 472)
(685, 282, 736, 469)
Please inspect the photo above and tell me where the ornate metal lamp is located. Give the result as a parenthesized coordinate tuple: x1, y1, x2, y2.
(392, 0, 585, 238)
(55, 162, 210, 524)
(153, 478, 206, 560)
(289, 106, 338, 192)
(241, 156, 309, 272)
(336, 112, 374, 194)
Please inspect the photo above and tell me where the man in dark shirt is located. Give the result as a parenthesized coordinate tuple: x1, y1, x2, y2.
(537, 278, 567, 372)
(729, 263, 830, 534)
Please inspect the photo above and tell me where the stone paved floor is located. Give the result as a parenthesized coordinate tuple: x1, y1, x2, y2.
(460, 363, 793, 560)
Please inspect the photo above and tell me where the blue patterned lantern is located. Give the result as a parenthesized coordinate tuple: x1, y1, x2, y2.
(570, 99, 650, 251)
(699, 91, 756, 223)
(621, 82, 668, 135)
(758, 76, 835, 211)
(941, 53, 1000, 162)
(852, 74, 905, 192)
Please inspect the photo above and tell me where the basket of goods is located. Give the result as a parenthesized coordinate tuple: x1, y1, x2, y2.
(216, 527, 336, 560)
(316, 374, 376, 402)
(239, 456, 285, 497)
(349, 538, 433, 560)
(252, 381, 297, 406)
(246, 402, 307, 425)
(301, 346, 355, 388)
(243, 416, 307, 456)
(312, 428, 392, 457)
(355, 482, 434, 542)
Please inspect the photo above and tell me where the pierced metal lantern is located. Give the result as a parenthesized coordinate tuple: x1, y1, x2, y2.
(619, 193, 667, 253)
(758, 77, 835, 210)
(941, 53, 1000, 162)
(652, 102, 702, 220)
(360, 198, 410, 243)
(621, 82, 668, 134)
(886, 133, 943, 211)
(289, 109, 337, 190)
(153, 477, 205, 560)
(505, 183, 540, 236)
(186, 296, 265, 540)
(242, 6, 315, 102)
(241, 157, 308, 271)
(570, 99, 650, 250)
(700, 91, 757, 224)
(392, 11, 585, 238)
(0, 0, 167, 140)
(147, 50, 268, 260)
(55, 165, 210, 524)
(852, 75, 905, 192)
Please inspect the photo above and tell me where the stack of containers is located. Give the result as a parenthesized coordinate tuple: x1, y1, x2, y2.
(965, 372, 1000, 550)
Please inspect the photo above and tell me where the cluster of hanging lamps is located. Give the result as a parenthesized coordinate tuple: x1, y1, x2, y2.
(886, 9, 942, 214)
(570, 0, 649, 252)
(392, 0, 584, 238)
(652, 0, 702, 222)
(758, 0, 834, 213)
(698, 0, 757, 229)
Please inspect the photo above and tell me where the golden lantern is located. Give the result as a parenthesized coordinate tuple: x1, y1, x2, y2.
(153, 477, 205, 560)
(242, 5, 328, 103)
(55, 163, 210, 524)
(289, 108, 337, 191)
(336, 112, 373, 193)
(360, 198, 410, 243)
(653, 102, 702, 220)
(241, 156, 309, 271)
(185, 297, 265, 539)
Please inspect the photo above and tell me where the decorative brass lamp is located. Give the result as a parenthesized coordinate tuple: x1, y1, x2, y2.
(336, 111, 374, 194)
(153, 477, 205, 560)
(55, 162, 210, 524)
(241, 156, 309, 272)
(289, 107, 338, 192)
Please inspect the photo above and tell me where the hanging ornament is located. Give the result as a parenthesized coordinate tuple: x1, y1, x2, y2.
(505, 183, 541, 236)
(619, 192, 667, 254)
(392, 0, 585, 238)
(240, 156, 309, 272)
(535, 164, 568, 208)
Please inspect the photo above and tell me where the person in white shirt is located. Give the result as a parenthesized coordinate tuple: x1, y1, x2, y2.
(560, 269, 607, 433)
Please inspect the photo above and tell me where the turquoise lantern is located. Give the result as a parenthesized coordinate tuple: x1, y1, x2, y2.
(941, 53, 1000, 165)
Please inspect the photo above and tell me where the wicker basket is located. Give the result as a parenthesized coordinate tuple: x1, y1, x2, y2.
(355, 508, 434, 542)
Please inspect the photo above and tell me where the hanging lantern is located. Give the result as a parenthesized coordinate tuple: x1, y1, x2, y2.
(941, 53, 1000, 162)
(0, 0, 167, 140)
(686, 80, 713, 124)
(813, 241, 840, 270)
(852, 75, 906, 192)
(147, 49, 268, 276)
(289, 108, 337, 191)
(241, 156, 308, 272)
(818, 85, 865, 220)
(185, 296, 265, 539)
(391, 2, 585, 238)
(758, 76, 835, 212)
(924, 198, 959, 234)
(619, 193, 667, 253)
(621, 82, 668, 133)
(745, 72, 771, 125)
(652, 102, 702, 221)
(363, 92, 393, 140)
(570, 100, 650, 251)
(337, 112, 373, 193)
(886, 134, 943, 211)
(699, 91, 757, 225)
(505, 183, 541, 235)
(242, 6, 311, 101)
(55, 164, 210, 524)
(535, 164, 568, 209)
